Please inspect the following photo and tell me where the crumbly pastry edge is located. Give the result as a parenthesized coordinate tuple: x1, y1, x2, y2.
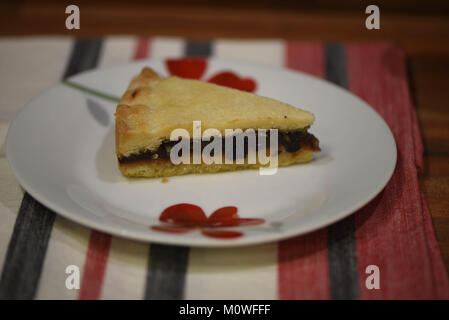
(115, 67, 319, 178)
(118, 148, 314, 178)
(115, 67, 162, 158)
(115, 67, 316, 159)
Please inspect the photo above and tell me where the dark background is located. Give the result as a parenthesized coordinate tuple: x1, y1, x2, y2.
(1, 0, 448, 271)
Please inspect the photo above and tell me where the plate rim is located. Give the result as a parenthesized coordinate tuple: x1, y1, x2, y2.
(5, 57, 397, 247)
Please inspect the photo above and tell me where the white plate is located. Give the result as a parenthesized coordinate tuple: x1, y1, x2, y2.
(6, 58, 396, 247)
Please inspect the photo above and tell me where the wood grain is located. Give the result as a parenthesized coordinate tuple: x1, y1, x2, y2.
(1, 0, 448, 272)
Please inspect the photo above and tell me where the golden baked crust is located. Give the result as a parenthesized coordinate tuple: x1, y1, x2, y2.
(115, 68, 162, 157)
(115, 67, 315, 157)
(115, 67, 319, 178)
(119, 149, 314, 178)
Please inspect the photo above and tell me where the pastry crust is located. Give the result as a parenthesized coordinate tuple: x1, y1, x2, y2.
(115, 68, 162, 157)
(119, 148, 314, 178)
(115, 67, 315, 158)
(115, 67, 319, 178)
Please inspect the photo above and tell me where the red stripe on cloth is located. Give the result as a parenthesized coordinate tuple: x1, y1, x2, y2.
(411, 107, 424, 171)
(346, 43, 449, 299)
(134, 37, 151, 60)
(278, 230, 330, 299)
(78, 231, 112, 300)
(278, 42, 330, 299)
(78, 38, 152, 300)
(285, 42, 325, 78)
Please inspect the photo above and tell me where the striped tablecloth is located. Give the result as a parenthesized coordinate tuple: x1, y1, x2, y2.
(0, 37, 448, 300)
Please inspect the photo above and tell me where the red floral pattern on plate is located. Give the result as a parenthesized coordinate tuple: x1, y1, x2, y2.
(166, 58, 207, 79)
(150, 203, 265, 239)
(207, 71, 257, 92)
(165, 58, 257, 92)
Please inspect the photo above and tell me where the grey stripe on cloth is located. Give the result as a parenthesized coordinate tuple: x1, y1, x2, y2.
(325, 43, 359, 300)
(63, 39, 103, 78)
(145, 244, 190, 300)
(324, 44, 348, 89)
(185, 40, 213, 57)
(0, 193, 56, 300)
(0, 39, 103, 300)
(144, 40, 213, 300)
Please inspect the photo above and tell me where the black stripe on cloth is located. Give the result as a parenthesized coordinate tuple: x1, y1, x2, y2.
(325, 43, 359, 300)
(144, 40, 212, 300)
(63, 39, 103, 78)
(185, 40, 213, 57)
(145, 244, 190, 300)
(0, 39, 103, 300)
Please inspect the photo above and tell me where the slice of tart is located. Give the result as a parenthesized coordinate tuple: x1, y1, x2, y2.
(115, 67, 320, 178)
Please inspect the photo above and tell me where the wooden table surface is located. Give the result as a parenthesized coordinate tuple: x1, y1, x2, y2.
(1, 0, 449, 272)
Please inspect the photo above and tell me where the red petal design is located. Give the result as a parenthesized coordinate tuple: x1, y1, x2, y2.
(160, 203, 208, 227)
(201, 229, 243, 239)
(150, 225, 195, 234)
(166, 58, 207, 79)
(235, 218, 265, 226)
(208, 206, 239, 227)
(207, 71, 257, 92)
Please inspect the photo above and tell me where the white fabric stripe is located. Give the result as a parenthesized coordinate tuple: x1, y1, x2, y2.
(101, 237, 148, 299)
(99, 36, 136, 68)
(0, 37, 71, 277)
(0, 37, 72, 121)
(36, 217, 90, 299)
(151, 37, 184, 59)
(186, 243, 278, 299)
(214, 39, 284, 67)
(0, 143, 24, 274)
